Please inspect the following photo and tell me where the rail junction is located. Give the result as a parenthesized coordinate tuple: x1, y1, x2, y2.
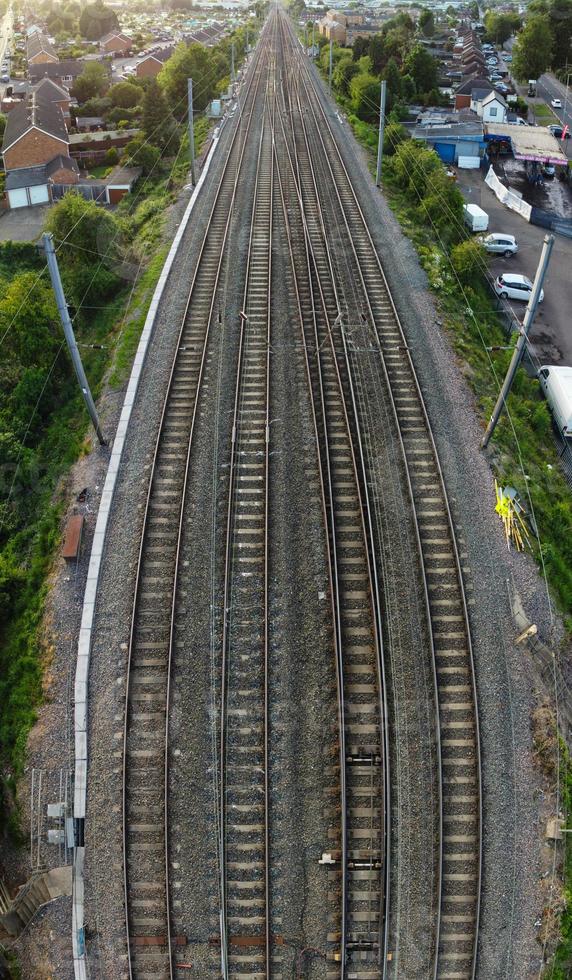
(89, 5, 483, 979)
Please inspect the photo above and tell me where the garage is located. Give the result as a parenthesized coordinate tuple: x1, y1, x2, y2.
(29, 184, 50, 205)
(7, 187, 28, 209)
(5, 167, 51, 209)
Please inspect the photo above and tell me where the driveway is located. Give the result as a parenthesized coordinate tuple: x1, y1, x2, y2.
(457, 167, 572, 366)
(0, 205, 50, 242)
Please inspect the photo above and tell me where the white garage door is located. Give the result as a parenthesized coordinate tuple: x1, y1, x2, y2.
(8, 188, 28, 208)
(29, 184, 49, 205)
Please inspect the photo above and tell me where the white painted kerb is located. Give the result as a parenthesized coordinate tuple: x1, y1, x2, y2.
(72, 132, 222, 979)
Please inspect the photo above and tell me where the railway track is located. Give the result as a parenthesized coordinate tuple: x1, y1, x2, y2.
(218, 60, 275, 979)
(275, 38, 389, 979)
(278, 14, 482, 978)
(121, 38, 271, 978)
(118, 8, 482, 979)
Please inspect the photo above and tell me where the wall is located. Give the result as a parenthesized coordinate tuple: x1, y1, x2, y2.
(4, 130, 68, 170)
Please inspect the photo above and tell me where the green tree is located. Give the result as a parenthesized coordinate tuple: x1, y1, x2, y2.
(368, 34, 386, 73)
(72, 62, 109, 102)
(0, 113, 6, 137)
(332, 55, 359, 95)
(79, 1, 119, 40)
(419, 9, 435, 36)
(547, 0, 572, 68)
(109, 80, 141, 109)
(384, 57, 402, 101)
(43, 195, 122, 305)
(483, 11, 522, 45)
(405, 45, 438, 93)
(125, 137, 162, 176)
(450, 239, 487, 283)
(142, 78, 178, 150)
(159, 42, 219, 118)
(349, 72, 380, 122)
(512, 15, 553, 80)
(383, 121, 408, 155)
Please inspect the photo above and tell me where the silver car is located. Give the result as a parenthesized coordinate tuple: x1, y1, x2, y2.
(479, 233, 518, 256)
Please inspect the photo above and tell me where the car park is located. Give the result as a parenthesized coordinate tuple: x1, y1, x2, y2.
(479, 233, 518, 256)
(494, 273, 544, 302)
(551, 98, 562, 108)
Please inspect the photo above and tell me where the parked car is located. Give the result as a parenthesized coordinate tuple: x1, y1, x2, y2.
(489, 73, 503, 82)
(549, 124, 571, 139)
(509, 117, 528, 126)
(479, 233, 518, 256)
(504, 54, 513, 62)
(551, 98, 562, 108)
(495, 83, 509, 94)
(543, 163, 556, 178)
(494, 274, 544, 302)
(0, 73, 9, 82)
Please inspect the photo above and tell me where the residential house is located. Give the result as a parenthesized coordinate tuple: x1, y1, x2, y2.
(26, 32, 58, 65)
(33, 77, 73, 122)
(100, 31, 133, 57)
(29, 60, 91, 89)
(135, 46, 174, 78)
(317, 15, 346, 43)
(475, 90, 508, 123)
(2, 91, 69, 172)
(454, 76, 493, 110)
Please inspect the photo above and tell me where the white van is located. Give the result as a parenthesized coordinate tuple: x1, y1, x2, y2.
(538, 365, 572, 438)
(463, 203, 489, 232)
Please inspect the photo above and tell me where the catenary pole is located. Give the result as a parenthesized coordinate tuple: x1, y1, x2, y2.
(481, 234, 554, 448)
(231, 41, 235, 84)
(42, 233, 106, 446)
(188, 77, 196, 186)
(329, 39, 333, 91)
(376, 79, 387, 187)
(312, 20, 315, 57)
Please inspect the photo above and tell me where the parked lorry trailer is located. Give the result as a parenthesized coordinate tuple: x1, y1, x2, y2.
(538, 365, 572, 438)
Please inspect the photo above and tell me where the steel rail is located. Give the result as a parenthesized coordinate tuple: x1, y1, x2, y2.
(290, 15, 482, 978)
(218, 19, 276, 975)
(274, 23, 389, 975)
(121, 34, 270, 979)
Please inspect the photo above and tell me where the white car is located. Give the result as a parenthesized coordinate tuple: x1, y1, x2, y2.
(551, 98, 562, 108)
(495, 273, 544, 302)
(480, 233, 518, 256)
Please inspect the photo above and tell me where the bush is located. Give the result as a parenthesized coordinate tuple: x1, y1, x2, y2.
(383, 122, 408, 156)
(104, 147, 119, 166)
(450, 239, 487, 284)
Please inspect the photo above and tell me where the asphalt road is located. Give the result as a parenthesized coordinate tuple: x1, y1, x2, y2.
(538, 73, 572, 134)
(458, 167, 572, 367)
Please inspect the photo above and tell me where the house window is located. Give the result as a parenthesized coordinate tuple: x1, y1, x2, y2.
(489, 107, 497, 117)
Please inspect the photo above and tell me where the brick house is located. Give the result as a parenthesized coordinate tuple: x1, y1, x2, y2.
(454, 76, 493, 110)
(2, 91, 69, 171)
(27, 32, 58, 65)
(100, 31, 133, 57)
(135, 47, 173, 78)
